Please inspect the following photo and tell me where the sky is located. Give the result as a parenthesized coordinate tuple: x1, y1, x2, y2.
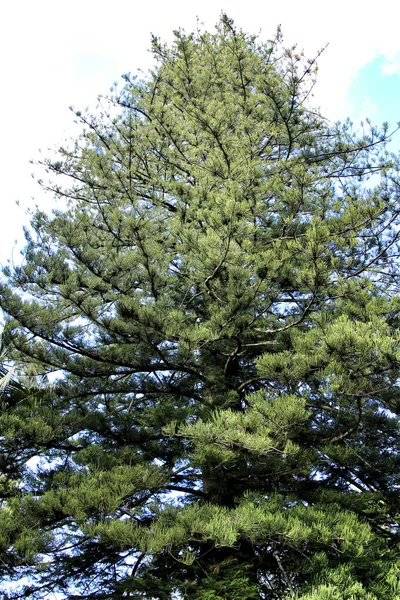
(1, 0, 400, 267)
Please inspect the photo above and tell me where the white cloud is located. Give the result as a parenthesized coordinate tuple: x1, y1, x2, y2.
(351, 96, 380, 125)
(381, 60, 400, 76)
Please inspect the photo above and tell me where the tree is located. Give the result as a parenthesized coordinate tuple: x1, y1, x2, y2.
(0, 14, 400, 599)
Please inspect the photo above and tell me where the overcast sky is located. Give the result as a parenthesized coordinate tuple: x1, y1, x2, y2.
(1, 0, 400, 266)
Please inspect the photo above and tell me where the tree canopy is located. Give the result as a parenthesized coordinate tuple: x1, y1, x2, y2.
(0, 14, 400, 599)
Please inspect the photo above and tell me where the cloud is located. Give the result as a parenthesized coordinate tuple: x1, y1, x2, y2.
(381, 60, 400, 77)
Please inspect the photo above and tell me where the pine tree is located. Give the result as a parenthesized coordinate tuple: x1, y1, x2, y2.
(0, 14, 400, 599)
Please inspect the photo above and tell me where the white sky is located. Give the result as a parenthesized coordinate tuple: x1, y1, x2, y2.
(1, 0, 400, 265)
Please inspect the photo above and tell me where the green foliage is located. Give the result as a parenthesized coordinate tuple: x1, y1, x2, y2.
(0, 13, 399, 599)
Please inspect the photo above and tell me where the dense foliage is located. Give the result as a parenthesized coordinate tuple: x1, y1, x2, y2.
(0, 15, 400, 599)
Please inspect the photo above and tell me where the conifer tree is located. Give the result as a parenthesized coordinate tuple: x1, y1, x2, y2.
(0, 15, 400, 599)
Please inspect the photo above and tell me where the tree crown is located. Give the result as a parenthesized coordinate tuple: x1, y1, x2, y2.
(0, 14, 400, 600)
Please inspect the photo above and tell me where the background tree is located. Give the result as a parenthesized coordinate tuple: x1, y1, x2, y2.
(0, 14, 400, 599)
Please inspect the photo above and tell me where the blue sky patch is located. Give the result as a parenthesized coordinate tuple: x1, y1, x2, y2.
(348, 57, 400, 135)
